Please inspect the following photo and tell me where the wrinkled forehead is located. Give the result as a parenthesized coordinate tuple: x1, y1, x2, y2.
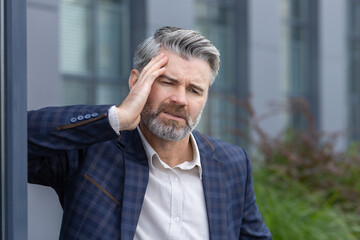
(160, 49, 212, 88)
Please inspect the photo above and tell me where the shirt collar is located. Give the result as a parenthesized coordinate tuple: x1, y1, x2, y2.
(137, 127, 202, 179)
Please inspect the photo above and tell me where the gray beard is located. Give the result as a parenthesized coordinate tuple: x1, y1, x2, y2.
(141, 103, 203, 141)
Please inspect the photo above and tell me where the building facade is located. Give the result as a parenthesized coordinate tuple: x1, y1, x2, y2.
(27, 0, 358, 239)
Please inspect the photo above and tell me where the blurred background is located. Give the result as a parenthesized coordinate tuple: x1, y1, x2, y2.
(26, 0, 360, 239)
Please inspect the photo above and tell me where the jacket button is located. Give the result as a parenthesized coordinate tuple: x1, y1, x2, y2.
(91, 113, 99, 118)
(77, 115, 84, 121)
(85, 114, 91, 119)
(70, 117, 77, 123)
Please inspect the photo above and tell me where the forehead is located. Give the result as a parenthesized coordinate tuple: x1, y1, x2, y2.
(159, 48, 212, 87)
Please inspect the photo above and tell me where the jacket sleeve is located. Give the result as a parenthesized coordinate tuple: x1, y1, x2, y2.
(28, 105, 119, 190)
(239, 150, 272, 240)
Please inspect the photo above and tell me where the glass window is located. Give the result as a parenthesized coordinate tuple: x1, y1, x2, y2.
(348, 0, 360, 141)
(96, 83, 126, 105)
(282, 0, 319, 131)
(98, 1, 130, 79)
(195, 0, 249, 145)
(62, 79, 93, 105)
(60, 0, 93, 76)
(60, 0, 130, 105)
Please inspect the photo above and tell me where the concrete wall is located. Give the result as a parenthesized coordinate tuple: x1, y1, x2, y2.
(250, 0, 287, 140)
(27, 0, 61, 109)
(250, 0, 348, 149)
(320, 0, 347, 149)
(146, 0, 195, 36)
(27, 0, 63, 239)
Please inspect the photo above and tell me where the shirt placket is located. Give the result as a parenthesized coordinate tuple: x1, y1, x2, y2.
(168, 170, 182, 240)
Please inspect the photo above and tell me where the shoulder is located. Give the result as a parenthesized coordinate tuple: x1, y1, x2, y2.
(192, 130, 249, 166)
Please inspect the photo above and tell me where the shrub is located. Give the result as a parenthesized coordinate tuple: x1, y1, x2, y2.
(249, 99, 360, 215)
(221, 95, 360, 213)
(218, 94, 360, 237)
(253, 168, 360, 239)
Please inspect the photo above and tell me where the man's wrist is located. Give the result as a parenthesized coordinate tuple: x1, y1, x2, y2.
(108, 105, 120, 135)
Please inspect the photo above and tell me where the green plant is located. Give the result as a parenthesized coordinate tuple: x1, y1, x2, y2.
(253, 168, 360, 240)
(221, 95, 360, 214)
(217, 94, 360, 236)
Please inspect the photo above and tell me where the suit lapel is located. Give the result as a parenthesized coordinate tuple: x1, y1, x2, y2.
(117, 130, 227, 239)
(118, 130, 149, 240)
(193, 131, 227, 239)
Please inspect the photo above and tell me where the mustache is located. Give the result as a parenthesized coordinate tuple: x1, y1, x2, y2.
(155, 103, 189, 120)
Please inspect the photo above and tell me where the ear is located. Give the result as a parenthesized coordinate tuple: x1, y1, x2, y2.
(128, 69, 140, 90)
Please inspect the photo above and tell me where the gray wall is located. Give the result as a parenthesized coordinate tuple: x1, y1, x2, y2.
(27, 0, 61, 109)
(27, 0, 63, 239)
(250, 0, 286, 140)
(147, 0, 195, 35)
(250, 0, 348, 150)
(320, 0, 347, 149)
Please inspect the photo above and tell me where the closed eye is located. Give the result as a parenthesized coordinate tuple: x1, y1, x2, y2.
(157, 78, 175, 85)
(158, 75, 178, 85)
(188, 88, 200, 95)
(162, 81, 173, 85)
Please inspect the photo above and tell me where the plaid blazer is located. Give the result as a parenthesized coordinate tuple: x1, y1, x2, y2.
(28, 105, 271, 240)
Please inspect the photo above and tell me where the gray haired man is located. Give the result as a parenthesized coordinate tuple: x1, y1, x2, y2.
(28, 26, 272, 239)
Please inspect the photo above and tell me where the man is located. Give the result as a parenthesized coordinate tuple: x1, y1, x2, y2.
(28, 26, 271, 239)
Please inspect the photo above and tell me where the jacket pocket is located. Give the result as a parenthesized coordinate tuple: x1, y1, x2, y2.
(83, 173, 121, 206)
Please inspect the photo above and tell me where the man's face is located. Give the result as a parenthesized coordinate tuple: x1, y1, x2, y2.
(141, 49, 212, 141)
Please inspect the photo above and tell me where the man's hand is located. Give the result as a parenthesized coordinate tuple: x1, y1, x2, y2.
(116, 53, 168, 131)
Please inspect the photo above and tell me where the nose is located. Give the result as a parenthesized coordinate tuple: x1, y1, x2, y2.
(169, 88, 188, 106)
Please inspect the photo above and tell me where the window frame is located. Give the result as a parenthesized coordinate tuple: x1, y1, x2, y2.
(347, 0, 360, 142)
(60, 0, 145, 105)
(1, 0, 28, 239)
(195, 0, 249, 146)
(283, 0, 320, 131)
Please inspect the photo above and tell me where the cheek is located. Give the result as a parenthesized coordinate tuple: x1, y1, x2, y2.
(146, 88, 162, 105)
(190, 101, 206, 117)
(149, 85, 170, 102)
(146, 91, 174, 113)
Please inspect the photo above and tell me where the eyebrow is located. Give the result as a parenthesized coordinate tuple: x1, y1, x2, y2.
(160, 74, 205, 93)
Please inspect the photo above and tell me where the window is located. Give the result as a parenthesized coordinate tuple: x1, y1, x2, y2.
(282, 0, 319, 130)
(195, 0, 249, 145)
(60, 0, 132, 105)
(348, 0, 360, 141)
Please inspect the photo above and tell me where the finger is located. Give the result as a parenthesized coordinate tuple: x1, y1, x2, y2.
(132, 66, 166, 93)
(137, 61, 167, 89)
(138, 56, 167, 83)
(140, 53, 165, 74)
(137, 54, 168, 84)
(142, 67, 166, 87)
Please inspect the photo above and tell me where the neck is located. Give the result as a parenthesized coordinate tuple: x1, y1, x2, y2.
(139, 122, 193, 168)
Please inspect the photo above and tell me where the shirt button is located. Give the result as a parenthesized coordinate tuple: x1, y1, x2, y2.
(84, 114, 91, 119)
(173, 216, 180, 223)
(91, 113, 99, 118)
(172, 177, 179, 182)
(77, 115, 84, 121)
(70, 117, 77, 123)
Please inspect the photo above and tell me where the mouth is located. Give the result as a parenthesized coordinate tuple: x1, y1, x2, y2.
(161, 111, 186, 121)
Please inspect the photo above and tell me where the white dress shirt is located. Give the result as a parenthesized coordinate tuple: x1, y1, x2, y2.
(134, 128, 209, 240)
(108, 106, 209, 239)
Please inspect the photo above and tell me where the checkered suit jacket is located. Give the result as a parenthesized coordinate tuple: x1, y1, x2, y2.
(28, 105, 271, 240)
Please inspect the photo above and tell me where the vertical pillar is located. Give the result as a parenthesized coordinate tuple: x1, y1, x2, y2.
(1, 0, 27, 239)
